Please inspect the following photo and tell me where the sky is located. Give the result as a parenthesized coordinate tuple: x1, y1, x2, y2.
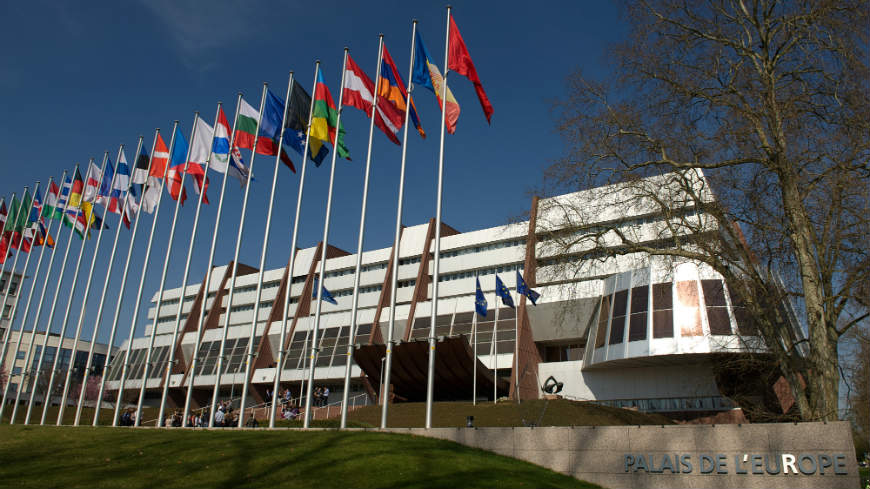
(0, 0, 627, 347)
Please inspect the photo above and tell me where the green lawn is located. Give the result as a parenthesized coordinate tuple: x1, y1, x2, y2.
(0, 425, 599, 489)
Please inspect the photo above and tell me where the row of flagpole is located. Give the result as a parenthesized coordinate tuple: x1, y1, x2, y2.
(0, 7, 503, 428)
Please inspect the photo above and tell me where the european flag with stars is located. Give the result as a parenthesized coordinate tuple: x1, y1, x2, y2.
(516, 271, 541, 305)
(475, 278, 488, 318)
(495, 275, 515, 309)
(312, 276, 338, 305)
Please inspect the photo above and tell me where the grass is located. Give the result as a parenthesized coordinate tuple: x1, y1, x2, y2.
(0, 425, 599, 489)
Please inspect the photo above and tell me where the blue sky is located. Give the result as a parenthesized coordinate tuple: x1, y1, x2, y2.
(0, 1, 626, 346)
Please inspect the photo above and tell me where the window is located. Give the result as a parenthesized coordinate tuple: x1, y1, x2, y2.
(702, 280, 732, 335)
(628, 285, 648, 342)
(12, 366, 22, 375)
(675, 281, 702, 336)
(16, 350, 25, 360)
(609, 290, 628, 345)
(652, 283, 673, 338)
(594, 295, 610, 348)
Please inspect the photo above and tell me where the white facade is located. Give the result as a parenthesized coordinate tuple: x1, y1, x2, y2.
(104, 170, 758, 414)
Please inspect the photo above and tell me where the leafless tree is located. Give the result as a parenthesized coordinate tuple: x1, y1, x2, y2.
(541, 0, 869, 421)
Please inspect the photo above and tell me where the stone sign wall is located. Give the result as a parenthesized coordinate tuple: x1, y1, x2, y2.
(384, 421, 858, 489)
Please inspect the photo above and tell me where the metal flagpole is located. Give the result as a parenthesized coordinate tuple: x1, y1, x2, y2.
(0, 184, 41, 397)
(112, 122, 177, 426)
(339, 35, 383, 429)
(379, 20, 418, 429)
(425, 4, 453, 429)
(514, 287, 520, 403)
(1, 179, 55, 421)
(0, 189, 29, 370)
(10, 173, 66, 423)
(472, 292, 478, 405)
(209, 84, 268, 427)
(269, 62, 319, 428)
(182, 95, 242, 426)
(237, 72, 296, 429)
(24, 175, 80, 425)
(157, 105, 220, 426)
(58, 150, 121, 423)
(41, 155, 109, 425)
(492, 287, 500, 404)
(137, 113, 199, 426)
(74, 137, 143, 426)
(303, 48, 349, 429)
(94, 130, 157, 425)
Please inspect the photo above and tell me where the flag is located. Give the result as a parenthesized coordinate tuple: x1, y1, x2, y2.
(212, 107, 249, 186)
(448, 16, 493, 123)
(42, 180, 62, 220)
(380, 43, 425, 138)
(184, 117, 214, 204)
(283, 81, 329, 166)
(22, 217, 54, 250)
(95, 157, 116, 211)
(151, 132, 170, 179)
(4, 195, 22, 234)
(0, 201, 7, 230)
(83, 161, 102, 203)
(312, 70, 350, 159)
(5, 192, 31, 253)
(29, 187, 43, 222)
(166, 125, 189, 205)
(68, 167, 85, 210)
(412, 31, 461, 134)
(312, 277, 338, 305)
(342, 54, 404, 145)
(516, 271, 540, 306)
(0, 202, 8, 263)
(132, 144, 151, 191)
(494, 275, 515, 308)
(475, 277, 488, 318)
(101, 153, 130, 214)
(234, 95, 295, 170)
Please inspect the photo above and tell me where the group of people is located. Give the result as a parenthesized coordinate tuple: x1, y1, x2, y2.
(265, 386, 331, 408)
(313, 386, 330, 407)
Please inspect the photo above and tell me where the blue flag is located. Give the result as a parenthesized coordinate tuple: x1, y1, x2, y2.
(30, 188, 43, 222)
(516, 271, 540, 306)
(495, 275, 515, 309)
(312, 276, 338, 305)
(475, 278, 488, 318)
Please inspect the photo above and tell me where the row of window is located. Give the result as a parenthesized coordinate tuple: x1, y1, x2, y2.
(0, 278, 19, 296)
(437, 239, 527, 259)
(539, 209, 701, 244)
(437, 262, 524, 283)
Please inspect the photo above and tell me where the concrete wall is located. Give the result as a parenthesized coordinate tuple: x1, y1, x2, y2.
(384, 422, 859, 489)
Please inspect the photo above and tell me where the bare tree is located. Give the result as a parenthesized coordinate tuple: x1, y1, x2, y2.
(541, 0, 869, 421)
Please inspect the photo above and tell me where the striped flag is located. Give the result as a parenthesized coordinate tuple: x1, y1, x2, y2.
(343, 53, 403, 145)
(42, 180, 62, 220)
(83, 161, 102, 203)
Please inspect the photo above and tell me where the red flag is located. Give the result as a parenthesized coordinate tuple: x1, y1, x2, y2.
(166, 165, 188, 205)
(184, 163, 210, 205)
(448, 16, 493, 124)
(151, 133, 170, 178)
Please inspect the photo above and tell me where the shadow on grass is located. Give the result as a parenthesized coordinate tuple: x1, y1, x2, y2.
(0, 426, 598, 489)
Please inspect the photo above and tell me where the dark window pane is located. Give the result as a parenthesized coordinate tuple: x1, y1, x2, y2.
(609, 316, 625, 345)
(707, 308, 732, 335)
(653, 283, 672, 310)
(653, 310, 673, 338)
(628, 312, 647, 341)
(733, 308, 758, 336)
(631, 286, 649, 314)
(595, 296, 610, 348)
(612, 290, 628, 317)
(701, 280, 727, 307)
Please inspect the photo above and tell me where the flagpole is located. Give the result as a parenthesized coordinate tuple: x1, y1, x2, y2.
(0, 183, 40, 395)
(270, 62, 319, 428)
(113, 122, 177, 426)
(379, 22, 418, 430)
(0, 179, 53, 421)
(41, 155, 109, 425)
(336, 35, 384, 429)
(0, 189, 27, 369)
(96, 129, 160, 426)
(304, 48, 349, 429)
(237, 72, 295, 429)
(424, 4, 453, 429)
(24, 166, 83, 423)
(209, 84, 268, 427)
(514, 287, 520, 403)
(25, 177, 83, 425)
(158, 104, 220, 426)
(10, 173, 66, 424)
(138, 113, 199, 426)
(58, 150, 119, 423)
(472, 294, 478, 405)
(182, 95, 242, 427)
(74, 137, 144, 426)
(492, 287, 500, 404)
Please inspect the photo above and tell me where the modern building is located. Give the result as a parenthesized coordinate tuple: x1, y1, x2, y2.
(2, 330, 117, 405)
(0, 270, 24, 342)
(103, 170, 790, 417)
